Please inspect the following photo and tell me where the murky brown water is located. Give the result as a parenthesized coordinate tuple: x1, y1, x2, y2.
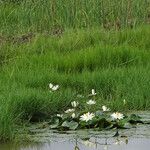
(0, 112, 150, 150)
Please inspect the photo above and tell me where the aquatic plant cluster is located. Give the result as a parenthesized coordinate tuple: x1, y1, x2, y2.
(48, 84, 143, 131)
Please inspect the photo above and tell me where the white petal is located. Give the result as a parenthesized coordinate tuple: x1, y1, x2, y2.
(52, 85, 59, 91)
(57, 114, 63, 118)
(65, 109, 75, 113)
(80, 112, 95, 122)
(91, 89, 97, 95)
(102, 105, 110, 111)
(87, 100, 96, 105)
(49, 83, 53, 89)
(71, 113, 75, 118)
(71, 101, 79, 108)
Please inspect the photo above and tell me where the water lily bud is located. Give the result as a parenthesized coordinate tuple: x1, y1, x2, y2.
(123, 99, 126, 105)
(65, 109, 75, 113)
(71, 101, 79, 108)
(49, 83, 53, 89)
(57, 114, 63, 118)
(91, 89, 96, 96)
(49, 83, 59, 91)
(71, 113, 76, 118)
(102, 105, 110, 112)
(87, 99, 96, 105)
(52, 85, 59, 91)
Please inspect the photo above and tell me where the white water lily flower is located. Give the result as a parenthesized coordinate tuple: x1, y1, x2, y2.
(111, 112, 124, 120)
(71, 113, 76, 118)
(52, 85, 59, 91)
(91, 89, 97, 96)
(102, 105, 110, 112)
(57, 114, 63, 118)
(71, 101, 79, 108)
(49, 83, 53, 89)
(49, 83, 59, 91)
(81, 140, 96, 148)
(86, 99, 96, 105)
(123, 99, 126, 105)
(77, 94, 84, 98)
(80, 112, 95, 122)
(65, 109, 75, 113)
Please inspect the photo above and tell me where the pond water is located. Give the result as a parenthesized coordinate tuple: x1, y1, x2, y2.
(1, 112, 150, 150)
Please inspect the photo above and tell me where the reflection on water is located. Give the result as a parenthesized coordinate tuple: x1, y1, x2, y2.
(0, 112, 150, 150)
(1, 136, 150, 150)
(1, 127, 150, 150)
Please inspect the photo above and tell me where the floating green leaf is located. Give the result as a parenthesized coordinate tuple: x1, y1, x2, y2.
(49, 118, 60, 129)
(62, 121, 79, 130)
(129, 114, 143, 124)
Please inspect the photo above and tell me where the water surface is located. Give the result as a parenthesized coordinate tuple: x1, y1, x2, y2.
(1, 112, 150, 150)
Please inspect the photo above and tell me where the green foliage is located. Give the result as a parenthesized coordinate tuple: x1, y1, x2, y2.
(47, 106, 144, 131)
(0, 14, 150, 141)
(49, 118, 60, 129)
(0, 0, 150, 34)
(61, 121, 79, 130)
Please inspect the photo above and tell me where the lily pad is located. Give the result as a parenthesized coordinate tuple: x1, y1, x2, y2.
(130, 114, 141, 120)
(49, 118, 60, 129)
(129, 114, 143, 124)
(95, 110, 103, 117)
(62, 121, 79, 130)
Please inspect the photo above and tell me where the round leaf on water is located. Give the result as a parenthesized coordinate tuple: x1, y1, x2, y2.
(129, 114, 143, 124)
(50, 118, 60, 129)
(62, 121, 78, 130)
(98, 118, 111, 129)
(95, 110, 103, 117)
(123, 123, 132, 129)
(130, 114, 141, 120)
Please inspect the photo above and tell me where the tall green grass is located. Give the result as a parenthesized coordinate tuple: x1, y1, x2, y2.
(0, 26, 150, 141)
(0, 0, 150, 35)
(0, 0, 150, 142)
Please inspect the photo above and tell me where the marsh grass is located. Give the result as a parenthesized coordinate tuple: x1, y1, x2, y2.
(0, 0, 150, 141)
(0, 0, 150, 35)
(1, 26, 150, 141)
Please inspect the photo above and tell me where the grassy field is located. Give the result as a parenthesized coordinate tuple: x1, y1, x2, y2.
(0, 0, 150, 142)
(0, 0, 150, 35)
